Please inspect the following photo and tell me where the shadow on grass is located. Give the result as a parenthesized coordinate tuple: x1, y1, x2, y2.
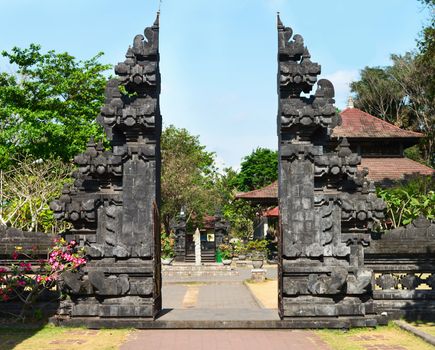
(0, 324, 46, 350)
(0, 299, 59, 350)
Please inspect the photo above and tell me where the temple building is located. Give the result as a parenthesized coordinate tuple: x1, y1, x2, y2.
(237, 100, 434, 237)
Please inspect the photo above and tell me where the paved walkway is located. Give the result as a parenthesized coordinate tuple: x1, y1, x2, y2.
(162, 281, 262, 310)
(161, 266, 279, 321)
(121, 330, 331, 350)
(119, 266, 327, 349)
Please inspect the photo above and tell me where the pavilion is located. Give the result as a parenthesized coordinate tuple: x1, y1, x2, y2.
(236, 100, 434, 236)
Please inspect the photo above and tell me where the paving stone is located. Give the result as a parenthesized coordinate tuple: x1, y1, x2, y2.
(121, 330, 332, 350)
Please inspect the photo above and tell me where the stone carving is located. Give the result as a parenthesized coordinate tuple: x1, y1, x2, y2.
(51, 14, 162, 319)
(346, 269, 372, 294)
(373, 272, 434, 291)
(376, 274, 399, 290)
(399, 274, 421, 290)
(214, 209, 229, 247)
(307, 267, 348, 295)
(426, 274, 435, 289)
(277, 15, 384, 324)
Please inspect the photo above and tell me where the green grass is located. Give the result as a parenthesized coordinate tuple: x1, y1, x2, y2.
(0, 324, 132, 350)
(317, 323, 435, 350)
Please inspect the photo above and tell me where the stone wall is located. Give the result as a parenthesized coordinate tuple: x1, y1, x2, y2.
(366, 216, 435, 320)
(0, 226, 52, 258)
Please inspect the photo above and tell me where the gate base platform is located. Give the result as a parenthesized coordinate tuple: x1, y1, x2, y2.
(50, 308, 386, 329)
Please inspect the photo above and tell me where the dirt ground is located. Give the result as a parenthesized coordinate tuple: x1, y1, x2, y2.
(244, 278, 278, 309)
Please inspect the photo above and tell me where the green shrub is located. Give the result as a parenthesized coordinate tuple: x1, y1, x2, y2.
(246, 239, 268, 259)
(376, 175, 434, 229)
(218, 244, 233, 260)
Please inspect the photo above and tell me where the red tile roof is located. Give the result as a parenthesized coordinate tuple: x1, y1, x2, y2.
(263, 206, 279, 217)
(235, 181, 278, 200)
(203, 215, 215, 229)
(236, 159, 433, 200)
(332, 108, 424, 139)
(358, 158, 434, 182)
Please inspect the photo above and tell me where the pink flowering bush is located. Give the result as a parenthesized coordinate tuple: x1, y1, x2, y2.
(0, 238, 86, 321)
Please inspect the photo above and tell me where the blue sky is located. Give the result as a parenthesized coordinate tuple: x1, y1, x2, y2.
(0, 0, 430, 169)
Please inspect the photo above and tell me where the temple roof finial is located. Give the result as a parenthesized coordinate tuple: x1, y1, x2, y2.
(347, 96, 355, 109)
(154, 11, 160, 28)
(277, 12, 284, 30)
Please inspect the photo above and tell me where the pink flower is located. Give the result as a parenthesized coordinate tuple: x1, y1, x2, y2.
(0, 267, 8, 273)
(19, 262, 32, 272)
(11, 251, 19, 260)
(17, 280, 26, 287)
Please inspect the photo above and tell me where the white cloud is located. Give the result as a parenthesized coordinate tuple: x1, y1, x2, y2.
(324, 70, 359, 109)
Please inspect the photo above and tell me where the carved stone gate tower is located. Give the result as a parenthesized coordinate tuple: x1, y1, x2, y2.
(277, 16, 385, 327)
(51, 15, 162, 319)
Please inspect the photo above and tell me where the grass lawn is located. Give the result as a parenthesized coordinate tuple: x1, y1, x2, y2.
(0, 324, 131, 350)
(317, 323, 434, 350)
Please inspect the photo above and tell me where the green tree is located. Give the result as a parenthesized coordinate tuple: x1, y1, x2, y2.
(233, 147, 278, 192)
(350, 66, 408, 127)
(0, 44, 110, 169)
(350, 1, 435, 167)
(214, 167, 259, 240)
(417, 0, 435, 81)
(414, 0, 435, 165)
(161, 125, 219, 234)
(389, 53, 434, 165)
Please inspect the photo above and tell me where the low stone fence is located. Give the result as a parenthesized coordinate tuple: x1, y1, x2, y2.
(0, 226, 53, 259)
(0, 226, 58, 318)
(365, 217, 435, 320)
(162, 263, 238, 277)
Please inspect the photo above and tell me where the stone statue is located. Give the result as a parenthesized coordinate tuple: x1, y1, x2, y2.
(214, 209, 229, 247)
(193, 228, 201, 266)
(174, 210, 187, 262)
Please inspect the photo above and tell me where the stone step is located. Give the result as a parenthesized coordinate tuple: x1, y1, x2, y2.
(162, 263, 238, 276)
(51, 311, 383, 329)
